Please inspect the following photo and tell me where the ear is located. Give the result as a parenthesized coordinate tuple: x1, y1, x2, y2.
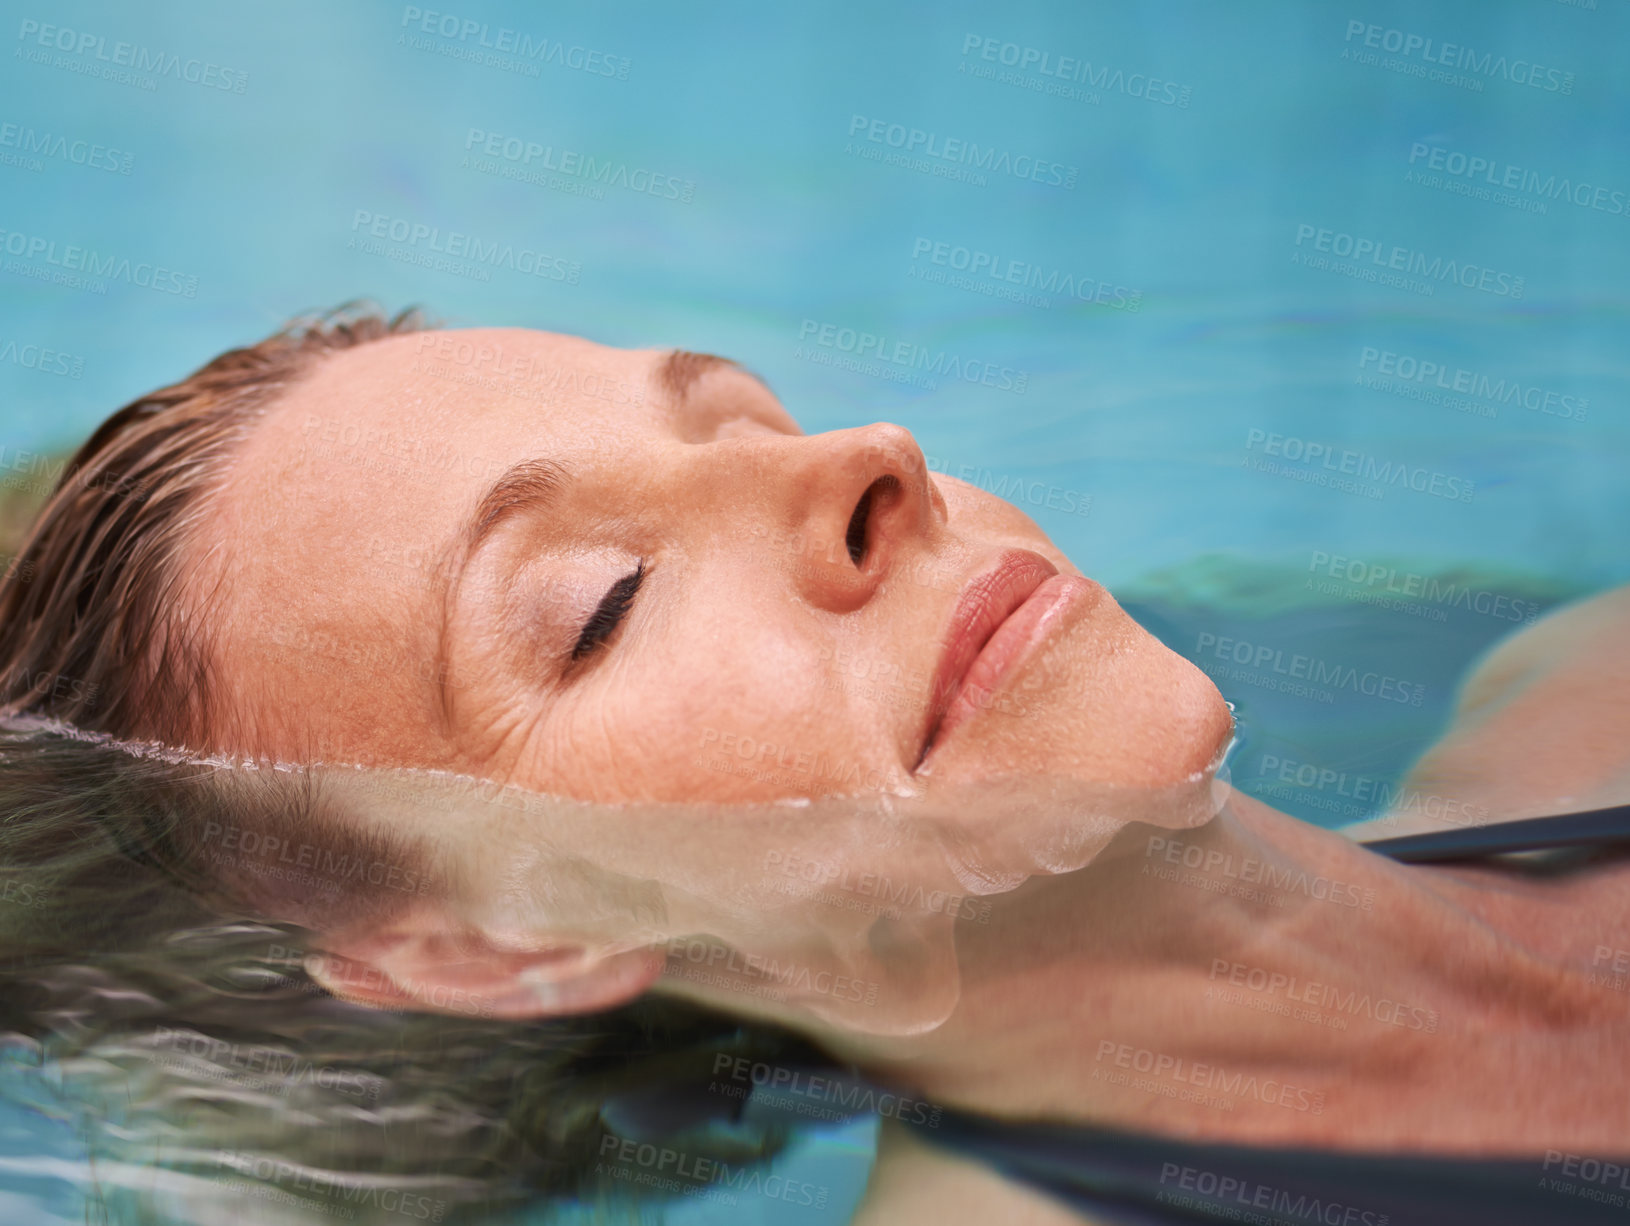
(303, 903, 666, 1020)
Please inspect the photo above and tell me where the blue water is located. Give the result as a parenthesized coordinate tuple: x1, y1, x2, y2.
(2, 0, 1628, 1220)
(3, 0, 1627, 589)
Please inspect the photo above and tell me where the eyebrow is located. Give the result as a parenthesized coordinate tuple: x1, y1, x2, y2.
(468, 457, 570, 560)
(430, 349, 773, 727)
(433, 458, 571, 728)
(658, 348, 776, 405)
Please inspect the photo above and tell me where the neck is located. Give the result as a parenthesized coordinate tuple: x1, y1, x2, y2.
(673, 793, 1630, 1153)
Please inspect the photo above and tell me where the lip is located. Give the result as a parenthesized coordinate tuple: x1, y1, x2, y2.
(914, 548, 1069, 770)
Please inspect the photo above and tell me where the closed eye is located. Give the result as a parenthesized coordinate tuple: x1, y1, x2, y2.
(570, 560, 646, 663)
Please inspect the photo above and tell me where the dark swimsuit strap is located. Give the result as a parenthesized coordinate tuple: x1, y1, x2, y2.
(1359, 801, 1630, 862)
(906, 1109, 1630, 1226)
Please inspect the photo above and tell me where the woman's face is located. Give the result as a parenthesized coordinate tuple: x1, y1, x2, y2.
(206, 328, 1231, 804)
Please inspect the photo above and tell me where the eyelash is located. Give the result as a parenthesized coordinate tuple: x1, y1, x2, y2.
(570, 560, 647, 662)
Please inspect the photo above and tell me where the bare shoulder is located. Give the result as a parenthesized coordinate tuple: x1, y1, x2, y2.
(1346, 583, 1630, 839)
(1451, 583, 1630, 717)
(849, 1117, 1105, 1226)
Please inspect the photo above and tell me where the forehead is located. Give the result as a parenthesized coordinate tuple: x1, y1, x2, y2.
(202, 328, 667, 761)
(227, 326, 664, 530)
(299, 326, 662, 441)
(229, 330, 663, 580)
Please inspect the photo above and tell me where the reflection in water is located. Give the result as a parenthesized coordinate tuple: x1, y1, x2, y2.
(311, 742, 1230, 1036)
(0, 717, 1228, 1224)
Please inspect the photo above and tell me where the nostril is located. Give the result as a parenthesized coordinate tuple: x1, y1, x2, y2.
(846, 476, 899, 567)
(845, 487, 873, 566)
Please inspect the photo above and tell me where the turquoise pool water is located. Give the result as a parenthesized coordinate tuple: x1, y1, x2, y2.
(1, 0, 1627, 1221)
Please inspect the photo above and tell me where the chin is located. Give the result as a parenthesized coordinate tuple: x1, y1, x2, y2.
(1151, 649, 1236, 781)
(927, 588, 1234, 790)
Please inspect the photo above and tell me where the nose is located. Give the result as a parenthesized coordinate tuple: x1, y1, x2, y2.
(772, 422, 945, 612)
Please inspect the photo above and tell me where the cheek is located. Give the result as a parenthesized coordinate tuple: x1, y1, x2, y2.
(935, 474, 1054, 543)
(934, 474, 1080, 577)
(545, 631, 848, 804)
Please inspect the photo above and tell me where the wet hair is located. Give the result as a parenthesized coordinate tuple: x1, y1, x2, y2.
(0, 303, 424, 747)
(0, 306, 842, 1222)
(0, 302, 434, 931)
